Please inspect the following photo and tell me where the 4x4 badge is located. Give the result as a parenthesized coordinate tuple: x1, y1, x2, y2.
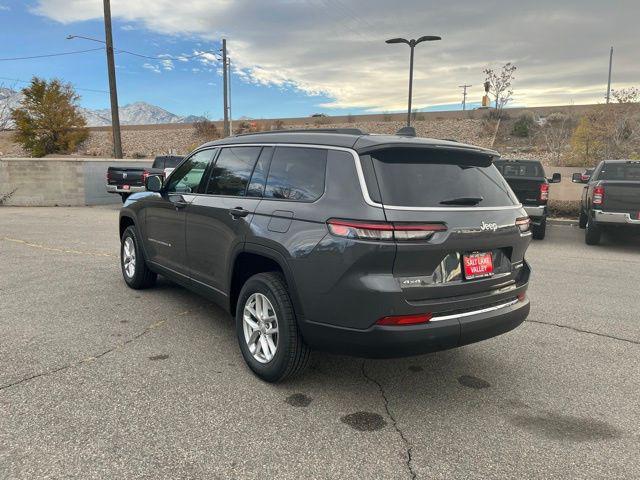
(481, 221, 498, 232)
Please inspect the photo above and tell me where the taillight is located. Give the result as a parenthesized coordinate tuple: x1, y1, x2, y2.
(539, 183, 549, 202)
(106, 171, 111, 182)
(327, 219, 446, 241)
(516, 216, 530, 233)
(593, 185, 604, 206)
(377, 312, 433, 326)
(141, 170, 150, 182)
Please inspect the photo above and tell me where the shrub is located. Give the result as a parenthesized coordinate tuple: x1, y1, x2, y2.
(511, 112, 535, 137)
(193, 119, 219, 138)
(11, 77, 88, 157)
(346, 113, 355, 123)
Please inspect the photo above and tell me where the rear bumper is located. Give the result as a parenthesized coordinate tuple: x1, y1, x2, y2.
(106, 184, 145, 194)
(301, 297, 530, 358)
(524, 205, 546, 219)
(594, 210, 640, 225)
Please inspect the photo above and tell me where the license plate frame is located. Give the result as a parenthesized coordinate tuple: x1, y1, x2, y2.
(121, 184, 130, 190)
(462, 252, 494, 280)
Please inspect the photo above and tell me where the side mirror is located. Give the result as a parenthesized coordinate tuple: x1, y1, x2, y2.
(549, 172, 562, 183)
(571, 172, 585, 184)
(145, 174, 164, 192)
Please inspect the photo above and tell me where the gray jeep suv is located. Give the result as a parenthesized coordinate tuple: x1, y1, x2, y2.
(119, 128, 532, 382)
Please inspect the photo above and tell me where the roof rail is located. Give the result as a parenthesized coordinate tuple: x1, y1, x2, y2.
(234, 128, 367, 137)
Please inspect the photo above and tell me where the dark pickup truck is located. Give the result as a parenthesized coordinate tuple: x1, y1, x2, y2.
(573, 160, 640, 245)
(494, 159, 561, 240)
(106, 155, 183, 202)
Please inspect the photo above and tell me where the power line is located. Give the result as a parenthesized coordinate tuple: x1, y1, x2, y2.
(0, 76, 109, 94)
(0, 47, 104, 62)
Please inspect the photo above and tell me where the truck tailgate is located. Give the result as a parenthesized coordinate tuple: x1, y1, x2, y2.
(602, 181, 640, 213)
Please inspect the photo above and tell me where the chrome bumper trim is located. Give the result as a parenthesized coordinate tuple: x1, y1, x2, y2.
(430, 299, 520, 322)
(106, 185, 145, 193)
(594, 210, 640, 225)
(524, 205, 546, 217)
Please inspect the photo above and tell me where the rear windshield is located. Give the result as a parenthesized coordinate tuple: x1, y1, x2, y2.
(365, 148, 519, 208)
(494, 160, 544, 178)
(598, 163, 640, 181)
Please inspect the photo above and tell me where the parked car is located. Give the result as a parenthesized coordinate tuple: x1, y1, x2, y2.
(493, 158, 561, 240)
(106, 155, 183, 202)
(118, 128, 532, 382)
(573, 160, 640, 245)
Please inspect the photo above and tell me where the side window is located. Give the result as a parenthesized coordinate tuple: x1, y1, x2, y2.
(264, 147, 327, 201)
(166, 149, 216, 193)
(205, 147, 262, 196)
(246, 147, 273, 197)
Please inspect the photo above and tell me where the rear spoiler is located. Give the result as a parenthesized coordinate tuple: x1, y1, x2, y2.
(356, 143, 500, 167)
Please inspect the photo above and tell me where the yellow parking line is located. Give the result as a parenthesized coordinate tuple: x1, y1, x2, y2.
(2, 236, 117, 258)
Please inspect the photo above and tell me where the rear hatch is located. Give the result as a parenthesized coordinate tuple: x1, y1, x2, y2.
(597, 162, 640, 214)
(360, 146, 529, 306)
(107, 167, 145, 186)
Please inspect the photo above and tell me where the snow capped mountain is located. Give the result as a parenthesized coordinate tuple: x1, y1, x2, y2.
(0, 88, 205, 127)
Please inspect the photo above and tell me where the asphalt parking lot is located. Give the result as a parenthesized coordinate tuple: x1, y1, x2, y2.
(1, 206, 639, 480)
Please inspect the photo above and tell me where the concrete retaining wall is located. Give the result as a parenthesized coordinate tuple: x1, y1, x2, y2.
(0, 158, 152, 206)
(0, 157, 585, 207)
(544, 166, 584, 202)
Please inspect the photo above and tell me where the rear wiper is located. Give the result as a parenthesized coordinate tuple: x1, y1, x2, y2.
(439, 196, 484, 206)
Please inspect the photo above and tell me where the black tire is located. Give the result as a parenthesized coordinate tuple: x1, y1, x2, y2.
(120, 225, 157, 289)
(578, 210, 588, 229)
(531, 217, 547, 240)
(120, 193, 130, 203)
(585, 218, 601, 245)
(235, 272, 310, 382)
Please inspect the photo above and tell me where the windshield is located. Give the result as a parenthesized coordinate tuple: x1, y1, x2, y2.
(365, 148, 519, 208)
(599, 162, 640, 181)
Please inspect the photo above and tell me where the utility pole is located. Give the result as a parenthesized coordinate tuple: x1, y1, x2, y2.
(222, 38, 230, 137)
(102, 0, 122, 158)
(458, 84, 472, 110)
(605, 46, 613, 104)
(228, 57, 233, 135)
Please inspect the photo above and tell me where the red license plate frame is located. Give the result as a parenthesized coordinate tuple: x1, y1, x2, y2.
(121, 184, 130, 190)
(462, 252, 494, 280)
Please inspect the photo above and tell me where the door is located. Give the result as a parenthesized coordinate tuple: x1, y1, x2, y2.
(144, 148, 216, 275)
(186, 146, 272, 294)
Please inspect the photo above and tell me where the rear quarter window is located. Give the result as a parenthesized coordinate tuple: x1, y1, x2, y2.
(365, 148, 519, 208)
(264, 147, 327, 201)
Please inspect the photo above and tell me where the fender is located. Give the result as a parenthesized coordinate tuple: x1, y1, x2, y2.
(237, 241, 305, 319)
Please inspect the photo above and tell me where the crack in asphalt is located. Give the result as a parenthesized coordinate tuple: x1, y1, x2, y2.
(0, 320, 167, 392)
(2, 237, 116, 258)
(361, 361, 417, 480)
(526, 319, 639, 345)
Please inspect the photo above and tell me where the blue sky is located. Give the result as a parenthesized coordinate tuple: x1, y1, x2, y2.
(0, 1, 352, 118)
(1, 1, 637, 119)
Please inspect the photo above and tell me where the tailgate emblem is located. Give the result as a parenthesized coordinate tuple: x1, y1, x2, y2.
(481, 221, 498, 232)
(122, 172, 128, 179)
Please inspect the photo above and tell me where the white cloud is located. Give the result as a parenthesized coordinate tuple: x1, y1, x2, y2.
(120, 24, 135, 31)
(160, 58, 174, 71)
(32, 0, 640, 110)
(142, 63, 161, 74)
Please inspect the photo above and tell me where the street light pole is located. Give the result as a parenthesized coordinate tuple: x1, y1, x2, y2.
(606, 46, 613, 104)
(102, 0, 122, 158)
(222, 38, 229, 137)
(386, 35, 441, 127)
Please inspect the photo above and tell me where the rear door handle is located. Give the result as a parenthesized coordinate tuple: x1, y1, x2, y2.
(229, 207, 250, 218)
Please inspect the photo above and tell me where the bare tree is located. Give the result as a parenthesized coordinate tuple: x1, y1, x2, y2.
(610, 86, 639, 104)
(538, 112, 574, 165)
(483, 63, 517, 116)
